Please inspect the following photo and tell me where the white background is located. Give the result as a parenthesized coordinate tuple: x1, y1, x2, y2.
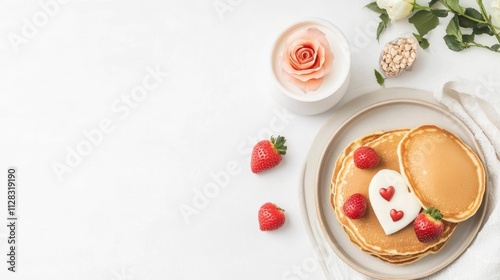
(0, 0, 499, 279)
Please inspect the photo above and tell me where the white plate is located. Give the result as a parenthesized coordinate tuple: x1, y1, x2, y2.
(301, 87, 488, 279)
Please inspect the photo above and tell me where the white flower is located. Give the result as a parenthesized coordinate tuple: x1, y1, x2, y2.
(492, 0, 500, 23)
(377, 0, 415, 21)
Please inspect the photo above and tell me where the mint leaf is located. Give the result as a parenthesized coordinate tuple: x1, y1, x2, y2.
(409, 10, 439, 37)
(443, 35, 465, 51)
(446, 15, 462, 41)
(374, 69, 385, 86)
(365, 2, 386, 14)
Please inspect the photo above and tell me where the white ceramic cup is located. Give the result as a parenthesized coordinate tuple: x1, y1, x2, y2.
(270, 17, 351, 115)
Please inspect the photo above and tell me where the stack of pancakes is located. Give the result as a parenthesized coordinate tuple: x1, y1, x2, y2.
(330, 125, 485, 265)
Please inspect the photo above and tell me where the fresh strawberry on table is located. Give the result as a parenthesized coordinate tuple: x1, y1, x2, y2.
(342, 193, 367, 219)
(353, 146, 380, 169)
(258, 202, 286, 231)
(251, 135, 287, 173)
(414, 207, 444, 243)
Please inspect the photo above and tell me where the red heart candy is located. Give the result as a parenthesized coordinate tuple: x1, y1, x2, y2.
(379, 186, 395, 201)
(390, 209, 404, 222)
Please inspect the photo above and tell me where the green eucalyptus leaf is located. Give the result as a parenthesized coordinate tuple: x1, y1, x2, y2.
(374, 69, 385, 86)
(365, 2, 386, 14)
(444, 35, 465, 51)
(446, 0, 465, 14)
(409, 10, 440, 37)
(446, 15, 462, 41)
(491, 44, 500, 51)
(432, 9, 449, 17)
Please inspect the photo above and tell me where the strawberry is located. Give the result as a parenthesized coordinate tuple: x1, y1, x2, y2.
(342, 193, 367, 219)
(258, 202, 286, 231)
(413, 207, 444, 243)
(251, 135, 287, 173)
(353, 146, 380, 169)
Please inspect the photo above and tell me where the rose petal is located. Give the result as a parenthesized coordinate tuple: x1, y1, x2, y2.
(296, 47, 314, 65)
(321, 44, 334, 76)
(289, 47, 315, 70)
(286, 27, 327, 43)
(282, 68, 324, 93)
(287, 40, 319, 70)
(287, 44, 326, 82)
(299, 77, 324, 92)
(285, 43, 321, 75)
(279, 26, 334, 92)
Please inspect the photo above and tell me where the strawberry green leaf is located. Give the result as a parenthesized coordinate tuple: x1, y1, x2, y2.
(271, 135, 287, 155)
(424, 206, 443, 221)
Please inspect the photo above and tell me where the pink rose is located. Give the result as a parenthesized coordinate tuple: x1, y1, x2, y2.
(281, 27, 334, 93)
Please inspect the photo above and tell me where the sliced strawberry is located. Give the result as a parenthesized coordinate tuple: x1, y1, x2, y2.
(414, 207, 444, 243)
(258, 202, 286, 231)
(342, 193, 367, 219)
(251, 135, 287, 173)
(353, 146, 380, 169)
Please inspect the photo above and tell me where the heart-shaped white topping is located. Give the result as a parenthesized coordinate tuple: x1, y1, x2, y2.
(369, 169, 421, 235)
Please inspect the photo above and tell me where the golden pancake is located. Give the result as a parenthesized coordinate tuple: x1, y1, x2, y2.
(375, 249, 433, 264)
(331, 129, 457, 262)
(371, 226, 455, 265)
(398, 125, 485, 223)
(341, 222, 453, 265)
(342, 226, 422, 264)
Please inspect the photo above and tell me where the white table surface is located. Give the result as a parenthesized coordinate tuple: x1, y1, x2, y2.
(0, 0, 499, 279)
